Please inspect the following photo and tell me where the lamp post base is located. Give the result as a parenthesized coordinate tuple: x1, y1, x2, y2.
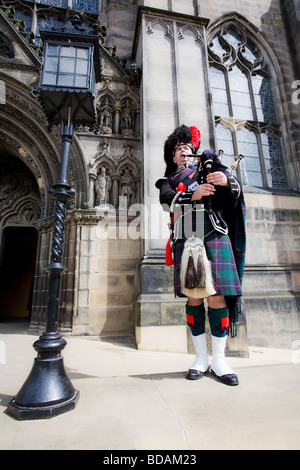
(7, 390, 79, 421)
(6, 333, 79, 421)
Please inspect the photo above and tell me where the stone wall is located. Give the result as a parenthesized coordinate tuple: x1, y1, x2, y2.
(71, 210, 141, 338)
(243, 192, 300, 348)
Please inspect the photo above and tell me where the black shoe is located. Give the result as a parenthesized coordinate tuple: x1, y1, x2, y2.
(186, 369, 205, 380)
(211, 369, 239, 386)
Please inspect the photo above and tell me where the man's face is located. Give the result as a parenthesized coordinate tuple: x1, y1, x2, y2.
(173, 144, 194, 167)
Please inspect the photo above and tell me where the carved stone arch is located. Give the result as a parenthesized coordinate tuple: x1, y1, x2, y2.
(207, 12, 281, 76)
(37, 4, 68, 26)
(2, 194, 41, 229)
(117, 142, 141, 208)
(119, 86, 139, 105)
(118, 160, 139, 178)
(207, 13, 266, 73)
(93, 137, 115, 175)
(95, 155, 115, 176)
(0, 75, 59, 216)
(145, 17, 174, 40)
(0, 152, 41, 231)
(0, 133, 49, 213)
(0, 73, 89, 211)
(177, 23, 205, 46)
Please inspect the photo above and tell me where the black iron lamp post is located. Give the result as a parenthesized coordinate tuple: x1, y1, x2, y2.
(6, 16, 103, 420)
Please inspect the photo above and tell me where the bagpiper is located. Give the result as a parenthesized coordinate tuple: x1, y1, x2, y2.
(155, 125, 246, 385)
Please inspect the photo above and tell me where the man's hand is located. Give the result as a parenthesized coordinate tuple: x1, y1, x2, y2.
(191, 183, 215, 201)
(206, 171, 229, 187)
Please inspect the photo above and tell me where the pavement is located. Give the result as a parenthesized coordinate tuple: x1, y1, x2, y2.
(0, 321, 300, 451)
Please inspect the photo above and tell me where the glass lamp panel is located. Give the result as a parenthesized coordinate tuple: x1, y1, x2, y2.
(42, 43, 92, 88)
(60, 46, 76, 57)
(45, 56, 58, 73)
(57, 74, 75, 87)
(43, 72, 57, 86)
(74, 75, 88, 88)
(75, 58, 89, 75)
(59, 57, 75, 74)
(77, 48, 89, 59)
(47, 45, 59, 57)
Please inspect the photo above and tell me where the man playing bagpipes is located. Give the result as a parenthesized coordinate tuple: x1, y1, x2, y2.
(155, 125, 246, 385)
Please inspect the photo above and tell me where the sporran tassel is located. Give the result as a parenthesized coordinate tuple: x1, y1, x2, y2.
(196, 247, 206, 288)
(185, 249, 199, 289)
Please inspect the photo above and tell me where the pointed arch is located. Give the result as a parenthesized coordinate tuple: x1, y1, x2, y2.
(206, 12, 297, 190)
(177, 23, 205, 46)
(207, 12, 281, 77)
(145, 17, 174, 40)
(0, 72, 89, 212)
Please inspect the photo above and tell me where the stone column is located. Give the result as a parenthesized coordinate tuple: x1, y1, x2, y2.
(111, 175, 119, 208)
(113, 103, 121, 135)
(89, 173, 97, 208)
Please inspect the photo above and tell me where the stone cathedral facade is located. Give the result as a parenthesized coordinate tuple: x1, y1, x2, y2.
(0, 0, 299, 355)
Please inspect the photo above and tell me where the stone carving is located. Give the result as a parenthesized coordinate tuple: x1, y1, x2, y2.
(120, 167, 136, 208)
(96, 88, 139, 137)
(0, 166, 39, 211)
(120, 99, 134, 136)
(99, 96, 113, 134)
(89, 140, 140, 209)
(95, 166, 112, 206)
(21, 202, 39, 224)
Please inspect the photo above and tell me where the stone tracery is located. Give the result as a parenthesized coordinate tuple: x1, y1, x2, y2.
(89, 139, 140, 209)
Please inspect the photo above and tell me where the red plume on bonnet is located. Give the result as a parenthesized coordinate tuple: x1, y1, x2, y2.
(189, 126, 201, 151)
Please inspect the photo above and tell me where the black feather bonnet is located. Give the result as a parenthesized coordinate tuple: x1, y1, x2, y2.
(164, 124, 201, 175)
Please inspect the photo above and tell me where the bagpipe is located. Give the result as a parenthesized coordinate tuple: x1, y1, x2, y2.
(166, 151, 245, 298)
(228, 153, 245, 173)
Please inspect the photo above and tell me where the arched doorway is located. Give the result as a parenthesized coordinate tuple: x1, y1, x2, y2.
(0, 226, 38, 320)
(0, 153, 41, 322)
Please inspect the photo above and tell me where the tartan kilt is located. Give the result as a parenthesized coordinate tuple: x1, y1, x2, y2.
(174, 211, 242, 298)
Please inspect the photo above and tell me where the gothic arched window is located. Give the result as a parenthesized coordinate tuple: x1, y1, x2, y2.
(208, 25, 288, 189)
